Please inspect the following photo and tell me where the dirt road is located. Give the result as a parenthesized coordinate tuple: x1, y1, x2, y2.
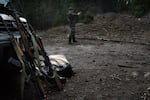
(42, 39, 149, 100)
(39, 13, 150, 100)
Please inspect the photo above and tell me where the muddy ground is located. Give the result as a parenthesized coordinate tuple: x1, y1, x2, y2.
(39, 13, 150, 100)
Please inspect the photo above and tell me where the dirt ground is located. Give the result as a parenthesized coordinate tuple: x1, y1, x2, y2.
(39, 13, 150, 100)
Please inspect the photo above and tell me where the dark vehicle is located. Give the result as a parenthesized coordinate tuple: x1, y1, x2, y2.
(0, 3, 67, 99)
(0, 5, 51, 100)
(0, 2, 74, 100)
(0, 5, 27, 100)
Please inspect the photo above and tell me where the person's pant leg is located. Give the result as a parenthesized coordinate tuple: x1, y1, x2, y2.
(71, 27, 76, 42)
(69, 26, 75, 43)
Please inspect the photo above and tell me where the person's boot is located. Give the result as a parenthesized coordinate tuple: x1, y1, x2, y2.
(73, 40, 78, 42)
(73, 35, 78, 43)
(68, 37, 72, 44)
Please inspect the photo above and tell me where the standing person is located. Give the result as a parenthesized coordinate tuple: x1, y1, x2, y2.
(67, 7, 81, 44)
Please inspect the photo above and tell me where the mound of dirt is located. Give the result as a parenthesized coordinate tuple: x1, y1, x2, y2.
(40, 13, 150, 45)
(76, 13, 150, 44)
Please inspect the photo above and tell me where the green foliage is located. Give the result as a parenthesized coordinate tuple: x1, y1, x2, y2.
(127, 0, 150, 17)
(114, 0, 127, 12)
(53, 15, 67, 26)
(130, 5, 145, 17)
(11, 0, 150, 30)
(82, 11, 94, 24)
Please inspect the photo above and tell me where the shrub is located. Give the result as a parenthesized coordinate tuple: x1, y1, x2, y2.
(132, 5, 145, 17)
(82, 11, 94, 24)
(127, 3, 146, 17)
(52, 15, 67, 27)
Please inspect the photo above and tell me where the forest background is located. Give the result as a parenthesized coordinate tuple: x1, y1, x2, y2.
(12, 0, 150, 30)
